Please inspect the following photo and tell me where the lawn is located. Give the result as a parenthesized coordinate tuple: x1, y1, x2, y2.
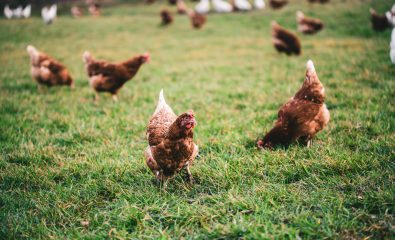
(0, 0, 394, 238)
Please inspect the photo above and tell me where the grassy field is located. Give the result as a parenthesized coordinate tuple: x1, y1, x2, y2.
(0, 0, 394, 238)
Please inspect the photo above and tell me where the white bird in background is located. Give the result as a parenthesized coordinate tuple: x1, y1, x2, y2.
(390, 28, 395, 64)
(212, 0, 232, 13)
(4, 5, 13, 19)
(13, 6, 23, 18)
(254, 0, 265, 10)
(22, 5, 31, 18)
(234, 0, 252, 11)
(195, 0, 210, 14)
(386, 4, 395, 27)
(41, 4, 57, 24)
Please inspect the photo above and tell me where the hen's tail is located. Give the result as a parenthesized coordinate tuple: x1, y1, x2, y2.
(296, 11, 304, 21)
(306, 59, 315, 73)
(153, 89, 171, 116)
(82, 51, 93, 64)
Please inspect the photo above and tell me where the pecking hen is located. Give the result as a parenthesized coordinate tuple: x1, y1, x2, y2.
(88, 3, 101, 17)
(160, 9, 173, 25)
(296, 11, 324, 34)
(307, 0, 329, 3)
(370, 8, 390, 31)
(195, 0, 210, 14)
(257, 60, 330, 149)
(177, 0, 188, 14)
(71, 6, 83, 18)
(188, 10, 207, 29)
(27, 45, 74, 88)
(212, 0, 233, 13)
(233, 0, 252, 11)
(269, 0, 288, 10)
(41, 4, 57, 24)
(145, 90, 198, 187)
(271, 21, 301, 55)
(82, 51, 150, 102)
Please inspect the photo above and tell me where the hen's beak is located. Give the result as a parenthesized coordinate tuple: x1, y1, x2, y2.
(142, 52, 151, 63)
(185, 118, 197, 129)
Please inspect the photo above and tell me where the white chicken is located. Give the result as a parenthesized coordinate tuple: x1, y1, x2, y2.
(386, 4, 395, 27)
(254, 0, 265, 9)
(4, 5, 13, 19)
(195, 0, 210, 14)
(212, 0, 232, 13)
(13, 6, 23, 18)
(41, 4, 57, 24)
(22, 5, 31, 18)
(234, 0, 252, 11)
(390, 28, 395, 64)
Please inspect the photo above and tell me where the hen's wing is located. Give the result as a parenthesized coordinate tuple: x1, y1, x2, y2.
(147, 90, 177, 146)
(86, 61, 118, 77)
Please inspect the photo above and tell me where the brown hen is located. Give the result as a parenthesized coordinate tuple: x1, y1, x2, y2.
(296, 11, 324, 34)
(269, 0, 288, 10)
(370, 8, 390, 31)
(187, 10, 206, 29)
(27, 45, 73, 89)
(160, 9, 173, 25)
(82, 51, 150, 101)
(145, 90, 198, 187)
(177, 0, 188, 14)
(271, 21, 301, 55)
(257, 60, 330, 149)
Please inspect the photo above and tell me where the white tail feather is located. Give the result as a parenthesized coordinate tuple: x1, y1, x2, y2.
(82, 51, 93, 63)
(306, 59, 315, 73)
(297, 11, 304, 20)
(153, 89, 172, 116)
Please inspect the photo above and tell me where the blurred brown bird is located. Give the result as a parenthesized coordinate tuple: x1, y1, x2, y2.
(177, 0, 188, 14)
(88, 3, 101, 17)
(160, 9, 173, 25)
(269, 0, 288, 10)
(27, 45, 74, 89)
(187, 10, 206, 29)
(271, 21, 301, 55)
(71, 6, 83, 18)
(82, 51, 150, 102)
(296, 11, 324, 34)
(370, 8, 390, 31)
(257, 60, 330, 149)
(307, 0, 330, 3)
(145, 90, 198, 187)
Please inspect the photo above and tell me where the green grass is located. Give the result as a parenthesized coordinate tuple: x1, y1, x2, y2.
(0, 0, 394, 238)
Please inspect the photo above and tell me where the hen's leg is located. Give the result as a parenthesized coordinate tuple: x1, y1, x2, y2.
(162, 179, 168, 192)
(94, 92, 99, 103)
(307, 139, 312, 148)
(185, 165, 194, 184)
(300, 136, 312, 147)
(37, 84, 45, 93)
(112, 94, 118, 102)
